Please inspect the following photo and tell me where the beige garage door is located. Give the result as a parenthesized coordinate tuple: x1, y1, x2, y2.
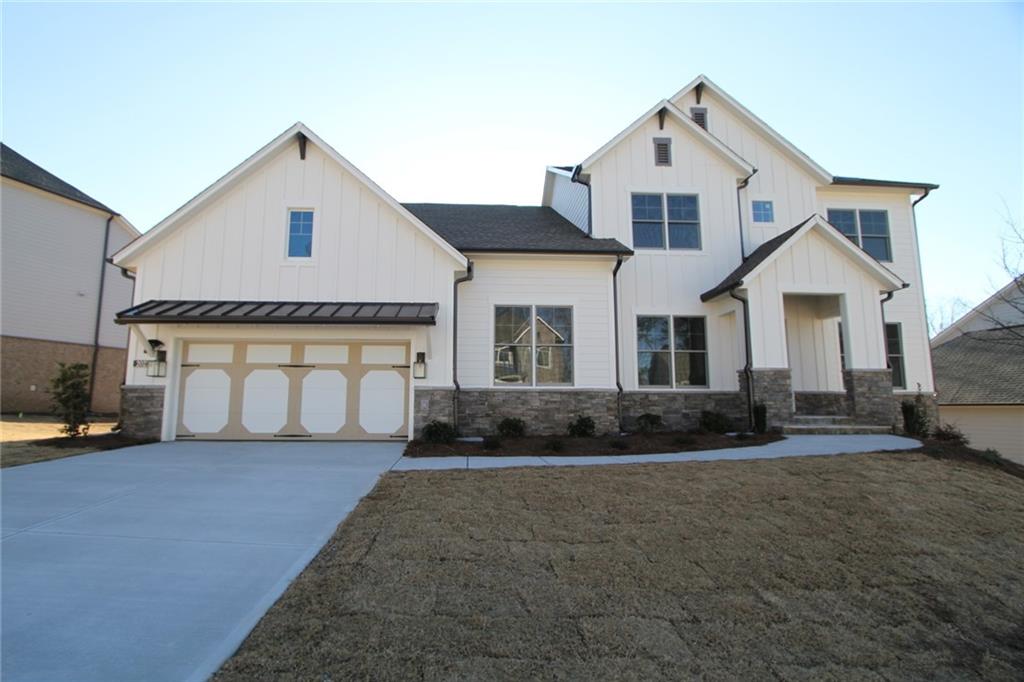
(176, 341, 409, 441)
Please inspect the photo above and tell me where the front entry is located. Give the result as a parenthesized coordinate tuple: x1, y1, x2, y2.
(176, 340, 409, 441)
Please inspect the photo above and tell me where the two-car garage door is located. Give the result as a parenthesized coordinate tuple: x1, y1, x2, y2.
(176, 341, 409, 440)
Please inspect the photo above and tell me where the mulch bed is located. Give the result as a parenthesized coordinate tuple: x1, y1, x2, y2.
(405, 431, 783, 457)
(34, 432, 154, 450)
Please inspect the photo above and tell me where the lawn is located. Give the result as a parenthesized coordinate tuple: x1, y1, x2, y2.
(0, 415, 148, 468)
(217, 448, 1024, 680)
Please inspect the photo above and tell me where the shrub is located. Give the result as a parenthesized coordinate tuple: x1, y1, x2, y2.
(49, 362, 91, 438)
(753, 403, 768, 434)
(544, 438, 565, 453)
(698, 410, 732, 434)
(635, 413, 663, 433)
(497, 417, 526, 439)
(979, 448, 1003, 463)
(421, 420, 457, 444)
(482, 435, 502, 451)
(932, 423, 969, 446)
(567, 415, 596, 438)
(673, 435, 696, 448)
(901, 391, 931, 437)
(608, 438, 629, 451)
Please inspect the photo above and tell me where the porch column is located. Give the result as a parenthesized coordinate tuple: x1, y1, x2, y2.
(742, 284, 793, 425)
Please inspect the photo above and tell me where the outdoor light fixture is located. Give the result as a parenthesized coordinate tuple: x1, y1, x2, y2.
(146, 339, 167, 377)
(413, 352, 427, 379)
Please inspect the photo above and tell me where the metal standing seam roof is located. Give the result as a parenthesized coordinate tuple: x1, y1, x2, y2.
(1, 143, 116, 213)
(931, 327, 1024, 405)
(115, 300, 440, 325)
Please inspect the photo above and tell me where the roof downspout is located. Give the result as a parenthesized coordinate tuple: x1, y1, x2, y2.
(106, 257, 137, 389)
(88, 215, 116, 413)
(880, 283, 910, 385)
(736, 168, 758, 260)
(451, 260, 474, 432)
(612, 255, 625, 428)
(570, 164, 593, 236)
(728, 284, 755, 430)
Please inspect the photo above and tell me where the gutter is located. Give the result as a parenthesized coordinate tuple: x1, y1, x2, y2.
(735, 168, 758, 260)
(104, 256, 137, 390)
(570, 164, 593, 236)
(88, 215, 115, 412)
(451, 260, 475, 431)
(728, 284, 755, 430)
(612, 255, 625, 426)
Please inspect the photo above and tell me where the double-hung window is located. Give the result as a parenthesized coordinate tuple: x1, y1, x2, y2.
(631, 193, 701, 250)
(826, 209, 892, 262)
(287, 209, 314, 258)
(494, 305, 573, 386)
(885, 323, 906, 389)
(637, 316, 708, 388)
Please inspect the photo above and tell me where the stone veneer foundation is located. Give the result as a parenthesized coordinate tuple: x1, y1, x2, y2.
(843, 369, 896, 427)
(620, 391, 746, 432)
(794, 391, 850, 416)
(120, 385, 165, 440)
(739, 369, 794, 427)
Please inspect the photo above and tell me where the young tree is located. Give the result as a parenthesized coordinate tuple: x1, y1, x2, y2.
(49, 362, 91, 438)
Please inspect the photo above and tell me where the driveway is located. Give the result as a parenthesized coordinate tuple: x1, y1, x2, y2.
(1, 441, 403, 682)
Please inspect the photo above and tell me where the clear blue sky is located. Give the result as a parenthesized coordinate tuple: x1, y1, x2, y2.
(3, 2, 1021, 315)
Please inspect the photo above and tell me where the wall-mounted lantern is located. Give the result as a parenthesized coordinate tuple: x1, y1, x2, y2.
(146, 339, 167, 378)
(413, 352, 427, 379)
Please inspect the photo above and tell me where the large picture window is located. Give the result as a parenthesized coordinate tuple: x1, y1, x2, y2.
(637, 315, 708, 388)
(631, 193, 701, 250)
(494, 306, 573, 386)
(826, 208, 892, 262)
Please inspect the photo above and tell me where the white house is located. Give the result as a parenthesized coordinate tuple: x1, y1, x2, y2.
(1, 144, 138, 414)
(111, 76, 937, 442)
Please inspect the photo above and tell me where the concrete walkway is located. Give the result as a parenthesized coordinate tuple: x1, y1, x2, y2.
(392, 434, 921, 471)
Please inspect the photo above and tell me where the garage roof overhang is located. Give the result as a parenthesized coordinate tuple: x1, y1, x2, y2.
(116, 300, 440, 325)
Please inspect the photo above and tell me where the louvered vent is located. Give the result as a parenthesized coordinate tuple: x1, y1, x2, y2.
(653, 138, 672, 166)
(691, 107, 708, 130)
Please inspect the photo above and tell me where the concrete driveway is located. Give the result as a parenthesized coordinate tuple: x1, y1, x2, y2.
(1, 441, 403, 682)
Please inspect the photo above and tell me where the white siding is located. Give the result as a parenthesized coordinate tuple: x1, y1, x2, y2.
(542, 169, 589, 232)
(456, 256, 616, 389)
(939, 405, 1024, 464)
(124, 140, 459, 388)
(0, 179, 133, 349)
(784, 295, 843, 392)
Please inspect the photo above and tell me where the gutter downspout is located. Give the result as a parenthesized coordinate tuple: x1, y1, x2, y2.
(735, 168, 758, 260)
(612, 255, 625, 428)
(88, 215, 116, 413)
(728, 284, 755, 430)
(452, 260, 475, 432)
(571, 164, 593, 236)
(880, 283, 910, 386)
(105, 257, 137, 389)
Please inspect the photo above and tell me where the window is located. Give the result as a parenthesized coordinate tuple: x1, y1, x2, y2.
(751, 200, 775, 223)
(653, 138, 672, 166)
(287, 210, 314, 258)
(838, 321, 845, 369)
(886, 323, 905, 389)
(637, 316, 708, 388)
(826, 209, 892, 262)
(631, 193, 701, 250)
(690, 107, 708, 130)
(494, 305, 573, 386)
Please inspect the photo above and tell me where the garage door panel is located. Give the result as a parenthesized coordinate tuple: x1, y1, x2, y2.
(359, 370, 406, 435)
(301, 370, 348, 434)
(181, 369, 231, 434)
(242, 370, 290, 434)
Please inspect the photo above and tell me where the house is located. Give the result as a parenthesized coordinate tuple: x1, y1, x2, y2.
(931, 278, 1024, 463)
(111, 75, 937, 442)
(1, 144, 138, 414)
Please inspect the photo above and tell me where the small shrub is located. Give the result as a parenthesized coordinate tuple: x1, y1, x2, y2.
(635, 413, 663, 433)
(482, 435, 502, 451)
(608, 438, 630, 451)
(753, 403, 768, 434)
(49, 362, 91, 438)
(979, 448, 1003, 463)
(932, 423, 968, 446)
(545, 438, 565, 453)
(567, 415, 596, 438)
(497, 417, 526, 439)
(421, 420, 456, 444)
(699, 410, 732, 435)
(673, 435, 696, 448)
(901, 391, 931, 437)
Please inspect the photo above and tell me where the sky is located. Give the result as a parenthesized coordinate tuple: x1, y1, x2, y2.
(2, 2, 1021, 319)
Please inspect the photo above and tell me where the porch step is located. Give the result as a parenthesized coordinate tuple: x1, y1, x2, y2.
(789, 415, 853, 426)
(780, 423, 892, 435)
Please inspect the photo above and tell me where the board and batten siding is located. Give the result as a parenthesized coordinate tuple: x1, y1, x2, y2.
(783, 295, 844, 392)
(0, 178, 134, 349)
(939, 405, 1024, 464)
(455, 256, 617, 389)
(542, 169, 589, 232)
(125, 139, 459, 387)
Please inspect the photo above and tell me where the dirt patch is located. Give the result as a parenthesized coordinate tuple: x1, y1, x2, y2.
(406, 431, 782, 457)
(1, 415, 151, 468)
(217, 450, 1024, 680)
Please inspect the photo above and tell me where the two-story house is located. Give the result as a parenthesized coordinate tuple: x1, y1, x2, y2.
(112, 75, 937, 442)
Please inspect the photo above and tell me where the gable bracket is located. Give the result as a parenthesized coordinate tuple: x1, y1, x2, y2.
(695, 82, 704, 104)
(297, 132, 307, 160)
(658, 107, 667, 130)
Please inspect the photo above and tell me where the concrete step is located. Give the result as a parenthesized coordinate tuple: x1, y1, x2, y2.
(780, 423, 892, 435)
(789, 415, 853, 425)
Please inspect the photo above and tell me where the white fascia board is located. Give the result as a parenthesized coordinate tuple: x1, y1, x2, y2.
(669, 75, 833, 184)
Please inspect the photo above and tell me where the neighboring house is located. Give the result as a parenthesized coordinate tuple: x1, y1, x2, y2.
(112, 75, 937, 442)
(1, 144, 138, 414)
(931, 279, 1024, 463)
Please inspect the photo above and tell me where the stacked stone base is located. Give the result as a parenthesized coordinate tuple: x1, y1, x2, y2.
(843, 369, 895, 427)
(794, 392, 849, 416)
(620, 391, 746, 432)
(120, 385, 165, 440)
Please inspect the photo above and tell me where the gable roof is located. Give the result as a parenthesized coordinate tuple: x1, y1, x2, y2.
(111, 123, 467, 268)
(931, 276, 1024, 346)
(669, 75, 833, 184)
(931, 327, 1024, 405)
(701, 214, 905, 301)
(580, 100, 755, 176)
(402, 204, 631, 255)
(2, 142, 115, 213)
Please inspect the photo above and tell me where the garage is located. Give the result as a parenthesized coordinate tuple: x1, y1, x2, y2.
(177, 340, 410, 441)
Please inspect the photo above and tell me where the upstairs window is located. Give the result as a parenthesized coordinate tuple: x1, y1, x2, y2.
(287, 210, 314, 258)
(690, 107, 708, 130)
(494, 305, 573, 386)
(751, 200, 775, 223)
(631, 193, 702, 250)
(653, 138, 672, 166)
(826, 208, 892, 262)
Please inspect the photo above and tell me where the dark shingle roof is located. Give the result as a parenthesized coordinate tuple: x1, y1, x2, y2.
(700, 218, 811, 301)
(1, 143, 115, 213)
(402, 204, 631, 256)
(116, 300, 439, 325)
(831, 176, 939, 191)
(932, 327, 1024, 405)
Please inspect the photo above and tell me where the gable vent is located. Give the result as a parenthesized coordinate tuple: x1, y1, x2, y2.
(653, 137, 672, 167)
(691, 107, 708, 131)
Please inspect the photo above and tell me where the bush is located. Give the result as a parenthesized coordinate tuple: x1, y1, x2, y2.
(979, 448, 1003, 463)
(932, 423, 969, 446)
(421, 420, 457, 444)
(753, 403, 768, 434)
(698, 410, 732, 434)
(635, 413, 663, 433)
(608, 438, 629, 451)
(482, 435, 502, 451)
(544, 438, 565, 453)
(901, 392, 931, 437)
(49, 362, 91, 438)
(567, 415, 596, 438)
(673, 435, 696, 448)
(497, 417, 526, 439)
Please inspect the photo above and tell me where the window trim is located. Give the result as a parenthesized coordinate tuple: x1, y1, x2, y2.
(284, 207, 317, 261)
(492, 304, 575, 387)
(653, 137, 672, 167)
(825, 207, 893, 262)
(885, 321, 906, 389)
(635, 314, 710, 389)
(629, 191, 704, 252)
